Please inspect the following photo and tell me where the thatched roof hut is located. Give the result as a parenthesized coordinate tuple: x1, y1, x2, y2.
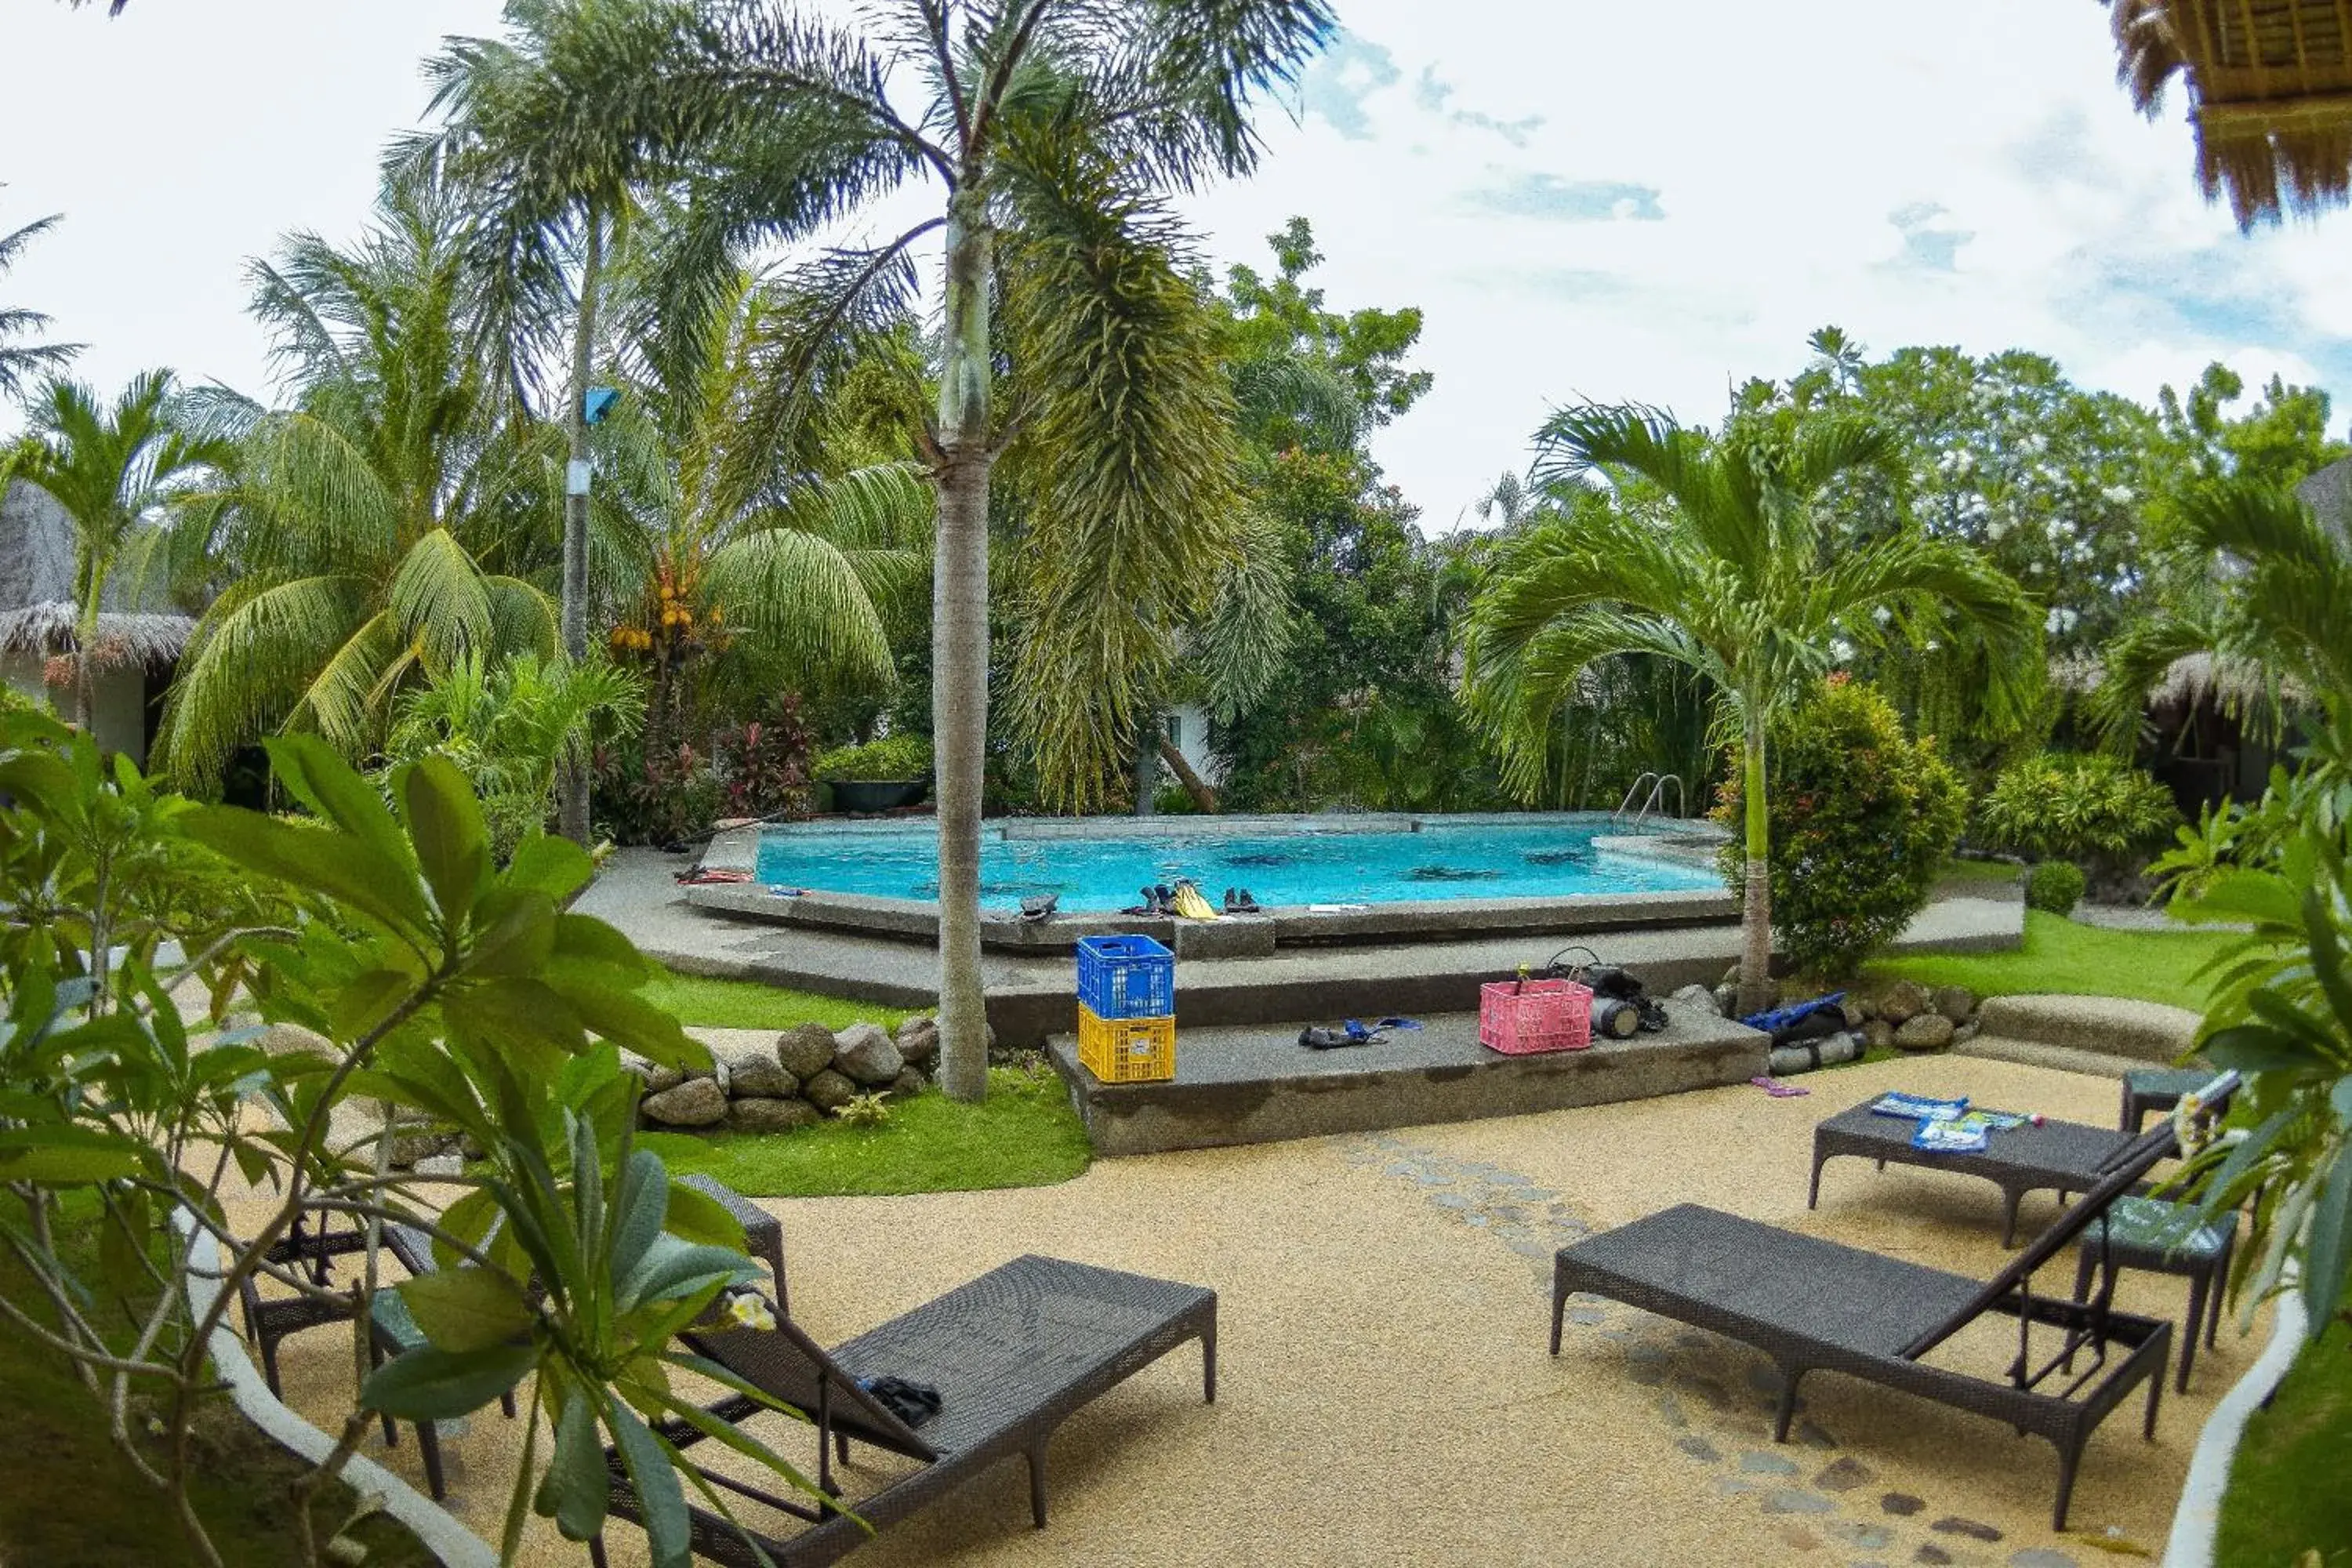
(0, 479, 194, 671)
(2111, 0, 2352, 226)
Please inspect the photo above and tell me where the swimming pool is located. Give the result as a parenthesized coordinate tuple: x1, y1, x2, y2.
(752, 814, 1719, 913)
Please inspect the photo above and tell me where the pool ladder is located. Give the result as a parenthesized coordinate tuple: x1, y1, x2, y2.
(1613, 772, 1684, 826)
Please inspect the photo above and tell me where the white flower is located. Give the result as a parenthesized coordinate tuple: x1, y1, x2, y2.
(1872, 605, 1894, 626)
(2101, 485, 2135, 506)
(721, 1290, 777, 1333)
(2170, 1093, 2212, 1156)
(1829, 637, 1856, 663)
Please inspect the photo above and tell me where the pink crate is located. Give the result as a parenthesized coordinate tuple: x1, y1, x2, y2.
(1478, 978, 1593, 1054)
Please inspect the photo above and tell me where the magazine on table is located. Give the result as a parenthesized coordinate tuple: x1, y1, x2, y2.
(1911, 1119, 1991, 1153)
(1871, 1091, 1968, 1123)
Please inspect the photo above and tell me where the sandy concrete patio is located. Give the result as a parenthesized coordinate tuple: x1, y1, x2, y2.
(247, 1054, 2251, 1568)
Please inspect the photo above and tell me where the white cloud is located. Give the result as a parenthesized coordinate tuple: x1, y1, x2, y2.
(5, 0, 2349, 532)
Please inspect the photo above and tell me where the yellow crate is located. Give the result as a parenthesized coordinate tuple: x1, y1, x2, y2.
(1076, 1004, 1176, 1083)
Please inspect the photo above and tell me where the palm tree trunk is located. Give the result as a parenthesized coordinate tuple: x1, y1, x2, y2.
(74, 557, 98, 735)
(556, 205, 603, 846)
(1158, 737, 1218, 813)
(931, 190, 993, 1105)
(1133, 717, 1158, 816)
(1736, 717, 1773, 1015)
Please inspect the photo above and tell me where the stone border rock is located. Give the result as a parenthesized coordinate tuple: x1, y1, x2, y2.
(630, 1016, 942, 1137)
(1671, 975, 1986, 1076)
(174, 1210, 499, 1568)
(2161, 1269, 2307, 1568)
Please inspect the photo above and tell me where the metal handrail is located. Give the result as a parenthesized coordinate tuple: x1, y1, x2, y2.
(1613, 772, 1660, 822)
(1613, 772, 1685, 826)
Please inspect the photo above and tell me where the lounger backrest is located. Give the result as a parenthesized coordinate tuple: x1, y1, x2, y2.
(1900, 1070, 2241, 1359)
(681, 1308, 939, 1461)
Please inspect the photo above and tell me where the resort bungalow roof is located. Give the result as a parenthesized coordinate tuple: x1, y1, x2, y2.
(2111, 0, 2352, 225)
(0, 478, 194, 670)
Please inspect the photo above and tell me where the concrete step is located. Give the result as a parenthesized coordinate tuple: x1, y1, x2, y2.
(1954, 1034, 2161, 1083)
(1971, 994, 2201, 1065)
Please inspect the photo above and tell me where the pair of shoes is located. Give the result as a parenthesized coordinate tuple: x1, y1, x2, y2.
(1221, 887, 1262, 913)
(1299, 1025, 1366, 1050)
(1018, 894, 1059, 924)
(1120, 884, 1179, 916)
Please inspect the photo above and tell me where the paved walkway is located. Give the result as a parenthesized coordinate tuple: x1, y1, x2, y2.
(241, 1054, 2246, 1568)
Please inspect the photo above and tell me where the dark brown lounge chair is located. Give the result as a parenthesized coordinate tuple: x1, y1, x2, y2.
(1551, 1073, 2238, 1530)
(590, 1254, 1217, 1568)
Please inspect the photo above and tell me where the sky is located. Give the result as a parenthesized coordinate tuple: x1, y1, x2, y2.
(5, 0, 2351, 531)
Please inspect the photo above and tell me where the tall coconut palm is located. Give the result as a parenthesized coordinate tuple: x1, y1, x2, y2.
(398, 0, 728, 844)
(0, 202, 80, 402)
(12, 371, 220, 728)
(1465, 405, 2035, 1013)
(652, 0, 1330, 1099)
(589, 255, 931, 749)
(156, 176, 560, 791)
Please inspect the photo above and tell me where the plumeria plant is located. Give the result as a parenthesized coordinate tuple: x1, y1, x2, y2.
(0, 711, 818, 1567)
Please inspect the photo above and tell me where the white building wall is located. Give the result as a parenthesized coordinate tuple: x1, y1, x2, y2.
(0, 652, 151, 766)
(1164, 702, 1224, 786)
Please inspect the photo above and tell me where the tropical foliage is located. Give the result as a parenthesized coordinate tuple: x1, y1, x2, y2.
(0, 197, 78, 401)
(157, 175, 561, 791)
(0, 713, 799, 1568)
(8, 369, 220, 727)
(1711, 677, 1967, 980)
(1466, 403, 2033, 1011)
(1975, 751, 2179, 872)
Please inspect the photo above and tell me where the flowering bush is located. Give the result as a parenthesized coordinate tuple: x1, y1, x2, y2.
(1714, 677, 1968, 978)
(719, 697, 815, 819)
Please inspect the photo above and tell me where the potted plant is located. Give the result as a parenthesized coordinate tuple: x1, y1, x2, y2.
(815, 734, 935, 813)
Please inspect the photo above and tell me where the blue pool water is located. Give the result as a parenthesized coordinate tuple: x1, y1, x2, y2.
(752, 815, 1718, 912)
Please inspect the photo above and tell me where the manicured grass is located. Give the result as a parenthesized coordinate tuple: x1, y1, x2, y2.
(641, 1065, 1091, 1197)
(642, 967, 917, 1033)
(1866, 909, 2238, 1014)
(2216, 1322, 2352, 1567)
(0, 1198, 435, 1567)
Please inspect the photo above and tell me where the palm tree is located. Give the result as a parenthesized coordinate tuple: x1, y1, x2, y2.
(0, 201, 80, 402)
(2096, 472, 2352, 748)
(653, 0, 1330, 1099)
(399, 0, 722, 844)
(1465, 405, 2034, 1013)
(156, 176, 560, 791)
(590, 256, 931, 750)
(11, 372, 219, 728)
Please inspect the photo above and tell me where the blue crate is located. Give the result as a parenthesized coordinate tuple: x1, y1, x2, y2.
(1075, 934, 1175, 1019)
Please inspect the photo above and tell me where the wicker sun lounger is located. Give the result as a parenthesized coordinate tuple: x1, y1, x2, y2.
(1552, 1075, 2238, 1530)
(1809, 1082, 2240, 1246)
(589, 1254, 1217, 1568)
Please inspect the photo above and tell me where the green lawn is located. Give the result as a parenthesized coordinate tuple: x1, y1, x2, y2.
(1866, 909, 2238, 1014)
(2216, 1323, 2352, 1567)
(1939, 856, 2023, 887)
(642, 1065, 1091, 1196)
(0, 1197, 435, 1567)
(643, 967, 919, 1033)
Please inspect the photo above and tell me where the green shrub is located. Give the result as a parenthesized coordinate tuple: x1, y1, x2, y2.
(1715, 677, 1969, 978)
(813, 734, 933, 782)
(2025, 859, 2086, 914)
(1976, 752, 2178, 869)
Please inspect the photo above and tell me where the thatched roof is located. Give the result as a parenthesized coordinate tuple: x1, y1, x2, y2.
(0, 481, 194, 667)
(2112, 0, 2352, 226)
(0, 602, 191, 670)
(2053, 648, 2292, 710)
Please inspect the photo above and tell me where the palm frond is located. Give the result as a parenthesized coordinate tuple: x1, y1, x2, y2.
(702, 526, 895, 688)
(995, 125, 1243, 808)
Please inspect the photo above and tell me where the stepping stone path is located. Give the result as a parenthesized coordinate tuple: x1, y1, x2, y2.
(1341, 1132, 2082, 1568)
